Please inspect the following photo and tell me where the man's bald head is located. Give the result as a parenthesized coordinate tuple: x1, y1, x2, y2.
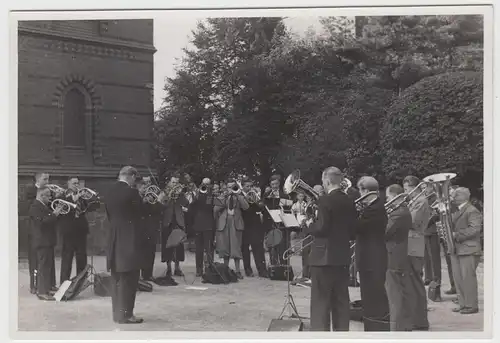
(321, 167, 343, 191)
(453, 187, 471, 205)
(357, 176, 379, 192)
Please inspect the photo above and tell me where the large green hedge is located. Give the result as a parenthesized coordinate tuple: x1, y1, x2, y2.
(381, 71, 483, 193)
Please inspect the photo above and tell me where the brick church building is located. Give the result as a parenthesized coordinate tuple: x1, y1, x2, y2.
(17, 20, 156, 255)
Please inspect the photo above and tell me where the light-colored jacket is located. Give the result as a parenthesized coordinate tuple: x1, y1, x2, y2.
(452, 202, 482, 256)
(407, 195, 431, 257)
(214, 194, 249, 232)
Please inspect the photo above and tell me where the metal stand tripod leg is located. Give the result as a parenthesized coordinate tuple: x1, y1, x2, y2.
(277, 231, 308, 322)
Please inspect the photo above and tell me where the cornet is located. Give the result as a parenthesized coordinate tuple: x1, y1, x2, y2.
(46, 184, 65, 194)
(77, 187, 98, 200)
(51, 199, 77, 215)
(144, 185, 162, 204)
(236, 181, 261, 204)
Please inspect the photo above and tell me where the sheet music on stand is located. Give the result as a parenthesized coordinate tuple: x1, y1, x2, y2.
(265, 206, 300, 228)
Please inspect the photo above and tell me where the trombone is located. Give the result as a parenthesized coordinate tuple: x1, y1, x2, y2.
(283, 234, 314, 260)
(384, 181, 429, 214)
(51, 199, 77, 215)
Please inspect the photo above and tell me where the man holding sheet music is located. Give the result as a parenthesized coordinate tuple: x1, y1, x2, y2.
(304, 166, 358, 331)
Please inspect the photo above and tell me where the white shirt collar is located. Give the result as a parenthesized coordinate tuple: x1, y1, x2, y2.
(35, 184, 40, 189)
(327, 186, 339, 194)
(458, 202, 468, 210)
(119, 179, 130, 186)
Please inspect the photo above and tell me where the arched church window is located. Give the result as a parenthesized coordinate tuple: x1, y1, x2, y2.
(63, 88, 86, 148)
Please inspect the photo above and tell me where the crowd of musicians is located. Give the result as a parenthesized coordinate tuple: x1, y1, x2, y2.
(21, 165, 483, 329)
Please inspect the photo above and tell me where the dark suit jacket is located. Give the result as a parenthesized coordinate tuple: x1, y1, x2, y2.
(29, 200, 58, 249)
(23, 184, 38, 217)
(306, 189, 357, 267)
(104, 181, 144, 272)
(57, 192, 91, 237)
(355, 197, 388, 272)
(385, 204, 411, 271)
(242, 201, 265, 231)
(162, 194, 189, 229)
(190, 193, 216, 232)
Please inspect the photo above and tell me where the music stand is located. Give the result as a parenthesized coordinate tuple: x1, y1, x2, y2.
(276, 209, 307, 322)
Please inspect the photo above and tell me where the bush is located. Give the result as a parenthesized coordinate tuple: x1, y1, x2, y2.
(381, 71, 483, 193)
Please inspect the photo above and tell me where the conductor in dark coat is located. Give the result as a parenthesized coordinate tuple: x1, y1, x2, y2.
(305, 166, 357, 331)
(355, 176, 390, 331)
(105, 166, 145, 324)
(29, 186, 62, 300)
(384, 184, 413, 331)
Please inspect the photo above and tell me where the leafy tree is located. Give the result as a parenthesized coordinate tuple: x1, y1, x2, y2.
(380, 71, 483, 194)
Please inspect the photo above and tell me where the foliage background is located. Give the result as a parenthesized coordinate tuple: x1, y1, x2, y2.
(153, 15, 484, 198)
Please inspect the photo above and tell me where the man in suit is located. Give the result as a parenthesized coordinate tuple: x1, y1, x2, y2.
(58, 176, 92, 284)
(241, 179, 267, 278)
(23, 172, 50, 294)
(449, 187, 482, 314)
(305, 166, 357, 331)
(263, 174, 292, 266)
(423, 186, 443, 301)
(160, 174, 190, 277)
(191, 177, 216, 277)
(403, 175, 431, 330)
(136, 179, 163, 281)
(105, 166, 145, 324)
(384, 184, 413, 331)
(29, 186, 62, 300)
(355, 176, 390, 331)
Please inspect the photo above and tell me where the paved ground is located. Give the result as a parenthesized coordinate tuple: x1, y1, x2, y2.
(17, 252, 483, 332)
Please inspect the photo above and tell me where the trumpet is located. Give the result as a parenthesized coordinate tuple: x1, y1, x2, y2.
(283, 234, 314, 260)
(77, 187, 98, 200)
(199, 184, 209, 194)
(46, 184, 65, 194)
(230, 182, 242, 195)
(51, 199, 77, 215)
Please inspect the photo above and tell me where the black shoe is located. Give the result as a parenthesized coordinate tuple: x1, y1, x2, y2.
(445, 288, 457, 295)
(424, 280, 431, 286)
(460, 307, 479, 315)
(235, 271, 244, 280)
(30, 288, 37, 294)
(245, 269, 254, 277)
(258, 270, 268, 278)
(196, 270, 203, 277)
(174, 269, 184, 277)
(142, 277, 153, 282)
(118, 316, 144, 324)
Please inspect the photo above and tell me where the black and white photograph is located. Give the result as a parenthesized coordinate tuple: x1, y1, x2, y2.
(10, 1, 495, 340)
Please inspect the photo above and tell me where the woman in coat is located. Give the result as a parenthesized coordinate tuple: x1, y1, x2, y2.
(214, 178, 249, 279)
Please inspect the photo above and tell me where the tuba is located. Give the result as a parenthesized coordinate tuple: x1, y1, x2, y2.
(283, 170, 320, 200)
(51, 199, 77, 215)
(423, 172, 457, 255)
